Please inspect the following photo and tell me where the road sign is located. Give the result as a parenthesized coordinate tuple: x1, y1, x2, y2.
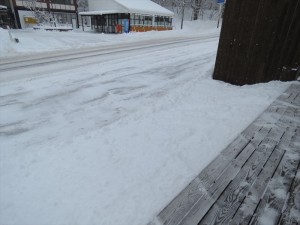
(217, 0, 225, 4)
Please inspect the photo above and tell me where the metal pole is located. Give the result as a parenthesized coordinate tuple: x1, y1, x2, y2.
(81, 16, 84, 31)
(181, 0, 185, 30)
(8, 0, 18, 28)
(217, 4, 222, 28)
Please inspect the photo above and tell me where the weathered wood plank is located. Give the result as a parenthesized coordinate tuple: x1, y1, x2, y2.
(286, 92, 300, 105)
(257, 103, 289, 126)
(158, 155, 249, 225)
(243, 127, 271, 147)
(277, 93, 292, 103)
(176, 164, 238, 225)
(276, 84, 300, 105)
(158, 125, 271, 225)
(248, 152, 300, 225)
(198, 128, 284, 192)
(228, 151, 285, 225)
(292, 92, 300, 106)
(241, 124, 264, 141)
(200, 137, 249, 180)
(157, 177, 205, 225)
(265, 103, 286, 116)
(180, 130, 285, 225)
(277, 162, 300, 225)
(158, 136, 250, 225)
(198, 142, 284, 225)
(277, 130, 297, 153)
(229, 129, 299, 225)
(289, 132, 300, 153)
(277, 107, 300, 130)
(158, 118, 290, 225)
(177, 146, 256, 225)
(197, 128, 285, 225)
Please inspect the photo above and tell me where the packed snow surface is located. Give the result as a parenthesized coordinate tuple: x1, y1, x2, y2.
(0, 21, 292, 225)
(0, 28, 14, 56)
(0, 20, 216, 57)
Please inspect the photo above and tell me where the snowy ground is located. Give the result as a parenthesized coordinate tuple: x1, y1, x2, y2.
(0, 20, 217, 58)
(0, 21, 293, 225)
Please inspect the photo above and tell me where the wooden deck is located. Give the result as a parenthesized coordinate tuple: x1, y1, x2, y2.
(153, 83, 300, 225)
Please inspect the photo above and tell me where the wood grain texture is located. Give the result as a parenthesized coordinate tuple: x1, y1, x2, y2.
(158, 135, 256, 225)
(248, 153, 299, 225)
(277, 162, 300, 225)
(198, 142, 284, 225)
(229, 150, 285, 225)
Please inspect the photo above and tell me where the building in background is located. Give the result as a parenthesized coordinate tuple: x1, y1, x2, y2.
(79, 0, 174, 33)
(77, 0, 90, 28)
(1, 0, 78, 29)
(1, 1, 17, 28)
(0, 4, 10, 28)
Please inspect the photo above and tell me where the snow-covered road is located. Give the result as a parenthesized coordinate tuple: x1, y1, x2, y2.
(0, 31, 290, 225)
(0, 34, 218, 82)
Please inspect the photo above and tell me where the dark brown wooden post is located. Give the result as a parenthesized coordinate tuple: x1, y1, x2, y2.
(213, 0, 300, 85)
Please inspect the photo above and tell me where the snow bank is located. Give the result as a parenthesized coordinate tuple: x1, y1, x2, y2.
(178, 19, 218, 31)
(0, 28, 14, 56)
(0, 20, 220, 58)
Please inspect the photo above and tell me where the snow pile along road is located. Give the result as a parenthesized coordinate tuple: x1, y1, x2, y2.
(0, 20, 218, 58)
(0, 28, 14, 56)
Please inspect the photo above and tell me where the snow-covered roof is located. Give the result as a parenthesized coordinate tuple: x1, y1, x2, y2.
(85, 0, 174, 17)
(115, 0, 174, 16)
(0, 5, 8, 10)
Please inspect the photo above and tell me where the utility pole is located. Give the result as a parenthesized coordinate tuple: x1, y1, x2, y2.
(181, 0, 186, 29)
(217, 0, 225, 28)
(8, 0, 18, 28)
(217, 4, 222, 28)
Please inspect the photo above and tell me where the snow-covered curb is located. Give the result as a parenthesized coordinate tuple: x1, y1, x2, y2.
(0, 28, 16, 55)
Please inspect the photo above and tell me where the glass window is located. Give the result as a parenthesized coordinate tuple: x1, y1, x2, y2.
(144, 16, 152, 26)
(131, 14, 153, 25)
(155, 16, 164, 26)
(52, 12, 76, 25)
(136, 15, 141, 25)
(154, 16, 172, 27)
(136, 15, 140, 25)
(51, 0, 64, 5)
(130, 14, 134, 24)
